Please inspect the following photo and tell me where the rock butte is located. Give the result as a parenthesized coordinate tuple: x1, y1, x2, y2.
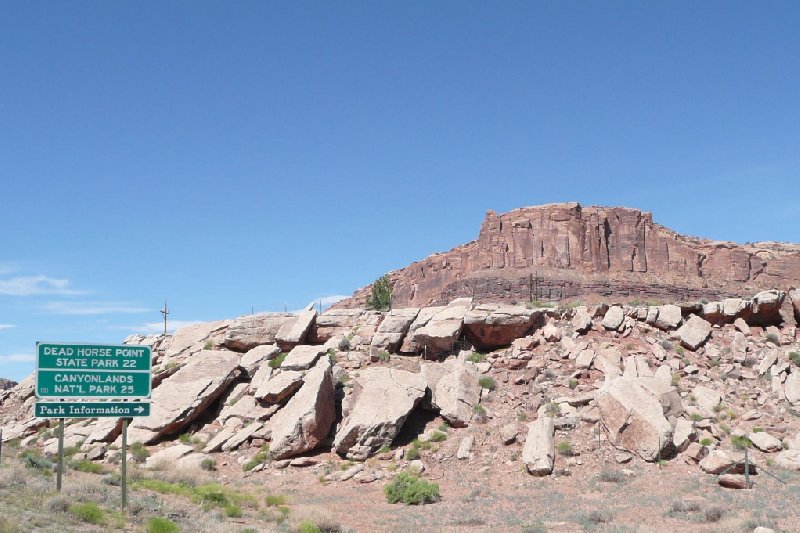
(336, 203, 800, 311)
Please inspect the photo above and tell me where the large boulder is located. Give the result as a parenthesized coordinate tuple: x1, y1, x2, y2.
(269, 358, 336, 460)
(596, 377, 672, 461)
(655, 305, 683, 330)
(223, 314, 294, 352)
(432, 361, 483, 427)
(333, 367, 426, 460)
(132, 350, 240, 443)
(370, 308, 419, 352)
(275, 307, 317, 349)
(281, 345, 326, 371)
(784, 371, 800, 405)
(239, 344, 280, 377)
(601, 306, 625, 331)
(309, 309, 365, 344)
(522, 417, 555, 476)
(462, 304, 542, 350)
(408, 300, 470, 354)
(255, 370, 304, 403)
(749, 290, 785, 326)
(775, 449, 800, 471)
(571, 306, 593, 334)
(790, 289, 800, 323)
(160, 321, 229, 367)
(677, 315, 712, 350)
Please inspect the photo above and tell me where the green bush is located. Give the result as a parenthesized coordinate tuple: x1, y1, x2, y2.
(699, 438, 713, 447)
(789, 352, 800, 366)
(367, 274, 392, 311)
(732, 435, 752, 450)
(130, 442, 150, 463)
(765, 333, 780, 345)
(556, 441, 573, 457)
(568, 379, 578, 389)
(224, 503, 243, 518)
(478, 376, 496, 390)
(68, 502, 105, 525)
(428, 431, 447, 443)
(265, 493, 288, 507)
(243, 444, 271, 471)
(296, 520, 322, 533)
(384, 472, 440, 505)
(269, 353, 288, 369)
(21, 450, 53, 471)
(466, 352, 486, 364)
(71, 458, 105, 474)
(545, 402, 561, 417)
(147, 517, 180, 533)
(377, 350, 390, 362)
(472, 403, 487, 416)
(200, 458, 216, 471)
(405, 447, 420, 461)
(178, 433, 191, 444)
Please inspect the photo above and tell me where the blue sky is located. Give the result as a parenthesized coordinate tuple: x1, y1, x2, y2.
(2, 2, 799, 382)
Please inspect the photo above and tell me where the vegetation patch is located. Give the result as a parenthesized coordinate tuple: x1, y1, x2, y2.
(68, 502, 106, 525)
(146, 516, 180, 533)
(243, 444, 271, 471)
(478, 376, 496, 390)
(384, 472, 440, 505)
(269, 353, 288, 369)
(70, 458, 105, 474)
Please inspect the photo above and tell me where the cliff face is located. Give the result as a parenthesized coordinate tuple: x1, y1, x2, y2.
(341, 203, 800, 307)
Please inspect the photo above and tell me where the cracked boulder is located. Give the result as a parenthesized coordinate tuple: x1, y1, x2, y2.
(132, 350, 240, 443)
(462, 304, 541, 350)
(596, 377, 673, 462)
(431, 361, 483, 427)
(223, 313, 294, 352)
(370, 308, 419, 352)
(522, 416, 555, 476)
(333, 367, 426, 460)
(269, 358, 336, 460)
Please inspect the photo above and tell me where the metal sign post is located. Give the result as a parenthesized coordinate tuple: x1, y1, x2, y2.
(121, 418, 129, 510)
(56, 418, 64, 491)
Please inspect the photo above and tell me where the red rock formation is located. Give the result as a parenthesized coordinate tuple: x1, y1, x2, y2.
(339, 203, 800, 308)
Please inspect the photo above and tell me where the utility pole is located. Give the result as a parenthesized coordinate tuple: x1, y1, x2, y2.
(160, 300, 169, 335)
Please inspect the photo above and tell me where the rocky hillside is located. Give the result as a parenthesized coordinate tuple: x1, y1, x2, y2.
(338, 203, 800, 310)
(2, 289, 800, 512)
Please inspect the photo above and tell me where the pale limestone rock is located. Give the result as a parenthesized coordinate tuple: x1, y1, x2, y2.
(276, 308, 316, 349)
(542, 323, 561, 342)
(522, 417, 554, 476)
(784, 372, 800, 405)
(749, 431, 782, 453)
(144, 444, 193, 469)
(255, 370, 304, 404)
(457, 435, 474, 459)
(370, 308, 419, 352)
(239, 344, 280, 377)
(596, 377, 672, 461)
(269, 358, 336, 460)
(775, 449, 800, 470)
(757, 349, 779, 376)
(734, 318, 751, 335)
(595, 347, 622, 378)
(133, 350, 240, 443)
(432, 361, 482, 427)
(673, 418, 694, 451)
(281, 345, 326, 371)
(655, 305, 682, 330)
(500, 423, 518, 445)
(601, 306, 625, 331)
(677, 315, 712, 350)
(692, 385, 722, 413)
(223, 314, 293, 352)
(575, 348, 595, 369)
(203, 418, 243, 453)
(571, 306, 593, 334)
(333, 367, 426, 460)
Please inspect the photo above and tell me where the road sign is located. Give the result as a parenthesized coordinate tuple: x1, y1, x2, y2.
(35, 402, 151, 418)
(36, 342, 152, 399)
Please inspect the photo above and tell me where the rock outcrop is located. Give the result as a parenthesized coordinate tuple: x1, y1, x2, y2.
(269, 358, 336, 460)
(336, 203, 800, 309)
(333, 367, 426, 460)
(522, 417, 555, 476)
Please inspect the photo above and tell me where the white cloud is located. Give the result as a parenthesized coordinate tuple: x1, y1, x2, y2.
(0, 353, 34, 363)
(0, 324, 16, 330)
(40, 301, 151, 315)
(291, 294, 349, 313)
(131, 320, 201, 335)
(0, 275, 83, 296)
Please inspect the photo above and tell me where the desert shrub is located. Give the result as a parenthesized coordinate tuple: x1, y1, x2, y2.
(699, 438, 713, 447)
(478, 376, 496, 390)
(405, 447, 420, 460)
(466, 352, 486, 364)
(326, 348, 338, 365)
(68, 502, 105, 525)
(377, 350, 390, 362)
(690, 413, 703, 422)
(578, 510, 611, 526)
(517, 411, 528, 422)
(428, 431, 447, 443)
(146, 517, 180, 533)
(203, 339, 214, 350)
(568, 378, 578, 389)
(732, 435, 752, 450)
(199, 458, 216, 471)
(704, 506, 725, 523)
(473, 403, 487, 416)
(789, 352, 800, 366)
(545, 402, 561, 417)
(178, 433, 191, 444)
(130, 442, 150, 463)
(556, 441, 573, 456)
(269, 353, 288, 369)
(243, 444, 271, 471)
(765, 333, 780, 345)
(20, 450, 53, 471)
(367, 275, 392, 311)
(71, 458, 105, 474)
(597, 469, 623, 483)
(224, 503, 243, 517)
(265, 493, 288, 507)
(384, 472, 440, 505)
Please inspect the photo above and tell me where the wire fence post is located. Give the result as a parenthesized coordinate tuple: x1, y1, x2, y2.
(744, 446, 750, 488)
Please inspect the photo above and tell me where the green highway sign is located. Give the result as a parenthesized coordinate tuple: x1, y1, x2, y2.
(35, 402, 151, 418)
(36, 342, 152, 399)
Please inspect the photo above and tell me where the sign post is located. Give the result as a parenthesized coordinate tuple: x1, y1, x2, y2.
(35, 342, 152, 509)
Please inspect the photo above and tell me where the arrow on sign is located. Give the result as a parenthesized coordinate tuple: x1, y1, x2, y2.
(134, 405, 145, 414)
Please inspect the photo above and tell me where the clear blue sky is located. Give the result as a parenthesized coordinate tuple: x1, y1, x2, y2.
(2, 2, 799, 381)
